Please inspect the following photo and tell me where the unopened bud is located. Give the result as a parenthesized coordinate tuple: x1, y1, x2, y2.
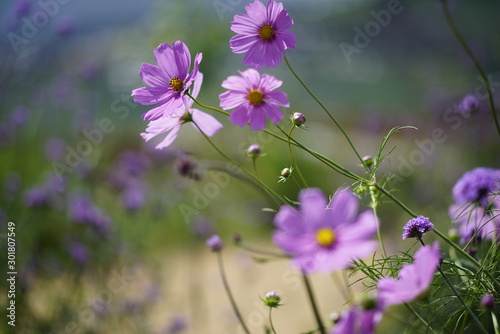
(206, 234, 224, 252)
(362, 155, 374, 169)
(280, 168, 291, 178)
(246, 144, 261, 159)
(480, 294, 495, 310)
(292, 112, 306, 127)
(263, 290, 281, 308)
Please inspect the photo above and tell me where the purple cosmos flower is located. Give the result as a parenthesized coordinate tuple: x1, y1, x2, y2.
(452, 167, 500, 208)
(219, 68, 289, 130)
(230, 0, 296, 69)
(402, 215, 434, 240)
(449, 204, 499, 242)
(377, 241, 440, 307)
(132, 41, 202, 121)
(272, 188, 378, 273)
(330, 306, 383, 334)
(142, 73, 222, 149)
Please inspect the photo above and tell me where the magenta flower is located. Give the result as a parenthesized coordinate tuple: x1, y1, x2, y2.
(330, 306, 383, 334)
(272, 188, 378, 273)
(377, 241, 440, 307)
(132, 41, 202, 121)
(219, 68, 289, 130)
(230, 0, 296, 69)
(142, 73, 223, 149)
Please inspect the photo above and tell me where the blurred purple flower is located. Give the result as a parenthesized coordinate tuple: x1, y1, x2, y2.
(4, 172, 22, 198)
(0, 122, 13, 146)
(458, 94, 480, 116)
(122, 180, 146, 211)
(402, 216, 434, 240)
(206, 234, 224, 252)
(330, 306, 383, 334)
(230, 0, 296, 69)
(377, 241, 440, 307)
(273, 188, 378, 273)
(68, 192, 112, 236)
(132, 41, 202, 121)
(56, 16, 76, 38)
(480, 294, 495, 310)
(452, 167, 500, 208)
(162, 313, 188, 334)
(10, 105, 29, 127)
(24, 187, 50, 207)
(142, 73, 222, 149)
(69, 242, 89, 264)
(73, 108, 92, 132)
(190, 216, 214, 238)
(45, 137, 66, 161)
(449, 204, 499, 242)
(118, 151, 151, 176)
(219, 68, 288, 130)
(80, 62, 101, 81)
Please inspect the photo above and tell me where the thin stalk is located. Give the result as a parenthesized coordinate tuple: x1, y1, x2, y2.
(417, 237, 488, 334)
(492, 311, 500, 334)
(370, 187, 387, 258)
(287, 125, 308, 188)
(404, 303, 437, 334)
(187, 93, 230, 116)
(193, 122, 286, 208)
(216, 252, 251, 334)
(235, 240, 290, 259)
(268, 308, 278, 334)
(440, 0, 500, 136)
(284, 55, 368, 170)
(301, 272, 326, 334)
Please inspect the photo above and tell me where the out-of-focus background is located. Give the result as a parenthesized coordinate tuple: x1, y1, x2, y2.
(0, 0, 499, 333)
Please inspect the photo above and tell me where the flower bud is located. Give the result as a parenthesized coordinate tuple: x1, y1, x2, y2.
(232, 233, 242, 244)
(480, 294, 495, 310)
(206, 234, 224, 252)
(246, 144, 261, 159)
(263, 290, 281, 308)
(362, 155, 374, 169)
(292, 112, 306, 127)
(329, 312, 341, 324)
(280, 168, 291, 178)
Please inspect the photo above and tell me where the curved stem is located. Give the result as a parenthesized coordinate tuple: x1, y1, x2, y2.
(301, 272, 326, 334)
(404, 303, 437, 334)
(284, 55, 368, 171)
(193, 121, 286, 208)
(187, 92, 230, 116)
(440, 0, 500, 136)
(216, 252, 251, 334)
(287, 126, 308, 188)
(268, 308, 278, 334)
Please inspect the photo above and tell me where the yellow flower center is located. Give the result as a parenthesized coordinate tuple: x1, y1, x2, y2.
(259, 24, 275, 41)
(248, 89, 264, 105)
(316, 228, 336, 247)
(169, 77, 184, 92)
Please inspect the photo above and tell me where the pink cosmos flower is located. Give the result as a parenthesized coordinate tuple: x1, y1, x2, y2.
(330, 306, 383, 334)
(377, 241, 440, 307)
(230, 0, 296, 69)
(141, 73, 223, 149)
(272, 188, 378, 274)
(132, 41, 202, 121)
(219, 68, 289, 131)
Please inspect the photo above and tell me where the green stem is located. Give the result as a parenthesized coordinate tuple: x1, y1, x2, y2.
(284, 55, 368, 170)
(404, 303, 437, 334)
(417, 237, 488, 334)
(235, 240, 290, 259)
(216, 252, 251, 334)
(301, 272, 326, 334)
(268, 308, 278, 334)
(440, 0, 500, 136)
(287, 126, 308, 188)
(492, 311, 500, 334)
(193, 121, 286, 208)
(187, 92, 230, 116)
(370, 198, 387, 259)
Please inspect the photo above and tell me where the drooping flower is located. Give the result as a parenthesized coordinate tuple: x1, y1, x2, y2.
(219, 68, 289, 130)
(141, 73, 222, 149)
(230, 0, 296, 69)
(272, 188, 378, 273)
(402, 215, 434, 240)
(377, 241, 440, 307)
(132, 41, 202, 121)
